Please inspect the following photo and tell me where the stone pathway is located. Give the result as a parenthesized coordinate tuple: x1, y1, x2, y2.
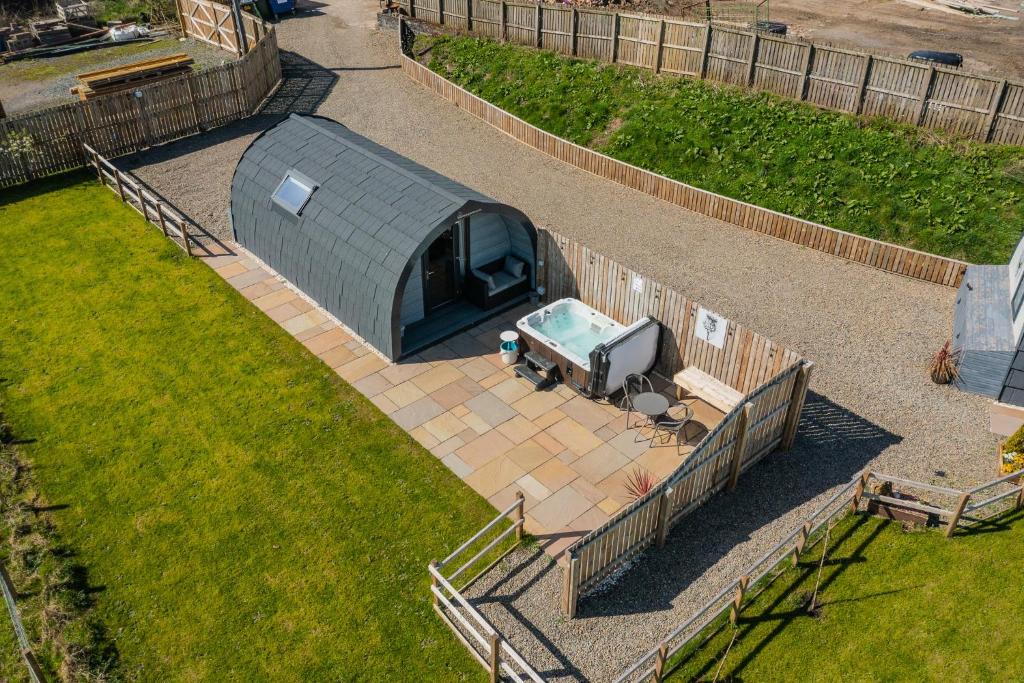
(202, 244, 724, 560)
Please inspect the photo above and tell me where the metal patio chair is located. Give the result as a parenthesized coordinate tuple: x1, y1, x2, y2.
(620, 373, 654, 430)
(651, 403, 695, 454)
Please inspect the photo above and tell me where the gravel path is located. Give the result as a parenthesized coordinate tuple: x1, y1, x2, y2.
(0, 37, 229, 116)
(121, 2, 1001, 680)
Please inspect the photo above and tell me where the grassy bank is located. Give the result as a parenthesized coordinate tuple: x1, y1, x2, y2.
(664, 511, 1024, 681)
(424, 36, 1024, 263)
(0, 173, 498, 680)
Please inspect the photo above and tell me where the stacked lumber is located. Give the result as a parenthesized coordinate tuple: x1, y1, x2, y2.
(71, 54, 194, 100)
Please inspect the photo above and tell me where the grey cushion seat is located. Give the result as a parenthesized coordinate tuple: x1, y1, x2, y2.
(490, 270, 527, 293)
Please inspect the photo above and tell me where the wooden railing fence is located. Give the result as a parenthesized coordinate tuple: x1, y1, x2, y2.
(397, 0, 1024, 146)
(614, 466, 1024, 682)
(561, 359, 811, 617)
(85, 144, 197, 256)
(400, 52, 968, 288)
(0, 0, 281, 189)
(428, 493, 545, 683)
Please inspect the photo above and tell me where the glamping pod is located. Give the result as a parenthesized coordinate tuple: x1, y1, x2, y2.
(231, 114, 538, 360)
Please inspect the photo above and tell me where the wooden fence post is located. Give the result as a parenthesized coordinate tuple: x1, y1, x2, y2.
(854, 54, 871, 114)
(91, 149, 102, 183)
(534, 3, 541, 47)
(156, 202, 170, 236)
(610, 12, 619, 63)
(135, 93, 153, 147)
(465, 0, 472, 31)
(429, 560, 439, 605)
(850, 468, 870, 513)
(438, 0, 444, 25)
(798, 43, 814, 102)
(792, 520, 811, 566)
(745, 32, 759, 86)
(945, 492, 970, 538)
(488, 632, 500, 682)
(699, 23, 712, 78)
(408, 0, 415, 18)
(499, 0, 506, 41)
(727, 403, 753, 491)
(562, 556, 579, 617)
(184, 76, 203, 132)
(781, 361, 813, 450)
(653, 642, 669, 682)
(114, 171, 126, 202)
(570, 8, 578, 56)
(982, 79, 1007, 143)
(22, 648, 46, 683)
(654, 19, 665, 74)
(175, 0, 188, 36)
(655, 486, 674, 547)
(914, 65, 935, 125)
(514, 491, 525, 541)
(1015, 481, 1024, 510)
(729, 575, 749, 624)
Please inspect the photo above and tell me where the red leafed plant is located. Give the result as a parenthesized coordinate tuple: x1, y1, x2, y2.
(929, 340, 962, 385)
(624, 466, 657, 502)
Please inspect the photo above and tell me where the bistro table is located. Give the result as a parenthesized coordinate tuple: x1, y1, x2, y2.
(632, 391, 670, 443)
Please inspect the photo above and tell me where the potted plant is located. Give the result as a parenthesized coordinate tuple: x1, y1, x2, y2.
(928, 340, 961, 385)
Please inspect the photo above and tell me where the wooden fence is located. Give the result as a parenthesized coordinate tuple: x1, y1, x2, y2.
(540, 229, 802, 394)
(614, 466, 1024, 682)
(561, 359, 811, 616)
(0, 0, 281, 189)
(85, 144, 197, 256)
(397, 0, 1024, 146)
(400, 52, 968, 288)
(428, 494, 545, 683)
(539, 228, 813, 616)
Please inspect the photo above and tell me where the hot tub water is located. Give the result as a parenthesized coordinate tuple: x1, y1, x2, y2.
(532, 307, 620, 361)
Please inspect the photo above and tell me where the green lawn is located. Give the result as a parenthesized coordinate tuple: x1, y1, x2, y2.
(424, 36, 1024, 264)
(0, 172, 496, 681)
(665, 511, 1024, 682)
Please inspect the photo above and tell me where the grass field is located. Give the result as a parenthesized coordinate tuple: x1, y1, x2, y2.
(0, 172, 498, 681)
(664, 511, 1024, 682)
(424, 36, 1024, 264)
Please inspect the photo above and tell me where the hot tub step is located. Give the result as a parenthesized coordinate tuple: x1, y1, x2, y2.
(515, 364, 556, 391)
(524, 351, 557, 374)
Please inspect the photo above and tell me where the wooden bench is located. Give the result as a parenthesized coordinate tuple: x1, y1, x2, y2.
(672, 366, 743, 414)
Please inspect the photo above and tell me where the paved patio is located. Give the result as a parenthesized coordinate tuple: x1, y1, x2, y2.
(203, 246, 724, 559)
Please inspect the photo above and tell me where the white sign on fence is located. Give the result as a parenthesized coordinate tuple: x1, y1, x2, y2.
(632, 275, 644, 293)
(695, 306, 728, 348)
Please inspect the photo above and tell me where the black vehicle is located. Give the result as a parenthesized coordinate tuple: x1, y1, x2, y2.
(908, 50, 963, 68)
(755, 20, 787, 35)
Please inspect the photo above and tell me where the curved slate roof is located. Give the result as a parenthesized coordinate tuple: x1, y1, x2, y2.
(230, 114, 533, 359)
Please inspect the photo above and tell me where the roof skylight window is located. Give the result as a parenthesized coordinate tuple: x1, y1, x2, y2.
(272, 171, 317, 216)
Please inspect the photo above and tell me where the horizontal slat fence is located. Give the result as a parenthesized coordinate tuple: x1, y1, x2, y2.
(401, 53, 968, 287)
(536, 229, 813, 616)
(398, 0, 1024, 145)
(540, 229, 800, 393)
(0, 0, 281, 189)
(616, 466, 1024, 682)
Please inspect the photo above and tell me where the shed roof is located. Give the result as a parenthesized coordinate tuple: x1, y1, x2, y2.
(230, 114, 533, 359)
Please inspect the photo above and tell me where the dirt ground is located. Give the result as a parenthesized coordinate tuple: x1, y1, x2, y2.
(630, 0, 1024, 81)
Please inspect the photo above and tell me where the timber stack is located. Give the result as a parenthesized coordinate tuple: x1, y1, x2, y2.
(71, 54, 195, 100)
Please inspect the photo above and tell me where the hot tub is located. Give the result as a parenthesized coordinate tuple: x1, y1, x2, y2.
(516, 298, 660, 397)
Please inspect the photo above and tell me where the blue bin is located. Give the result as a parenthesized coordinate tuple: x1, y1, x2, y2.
(268, 0, 295, 15)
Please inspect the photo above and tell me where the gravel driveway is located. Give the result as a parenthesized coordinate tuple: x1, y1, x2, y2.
(121, 2, 1000, 680)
